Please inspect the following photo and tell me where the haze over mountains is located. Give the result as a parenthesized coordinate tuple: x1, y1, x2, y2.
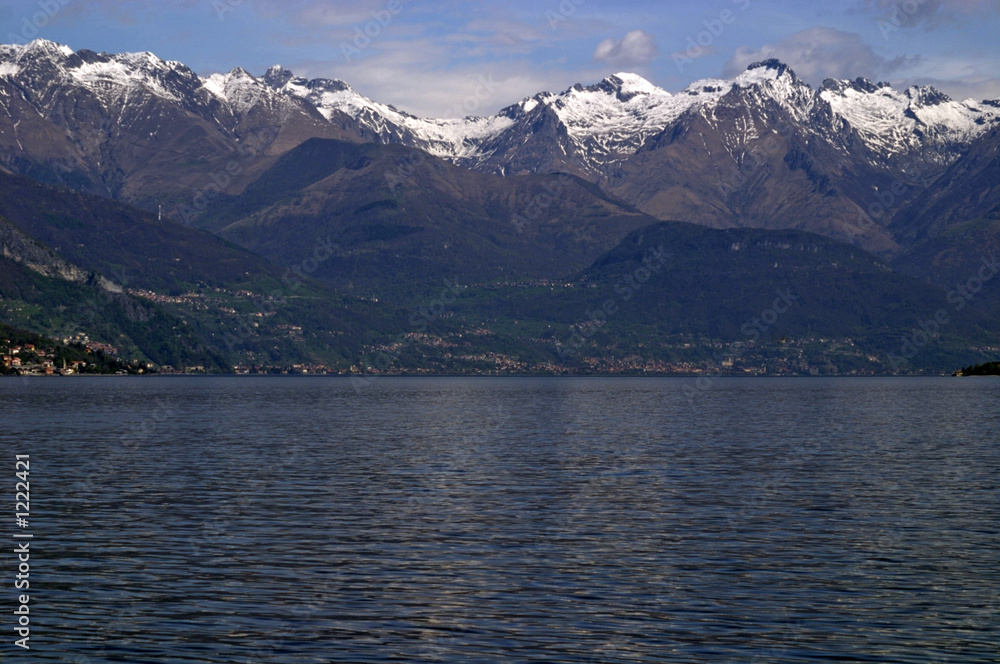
(1, 39, 998, 374)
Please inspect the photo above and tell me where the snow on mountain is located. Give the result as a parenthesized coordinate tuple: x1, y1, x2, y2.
(13, 38, 74, 61)
(688, 60, 813, 116)
(201, 67, 278, 115)
(261, 59, 825, 173)
(527, 73, 706, 169)
(264, 67, 515, 160)
(671, 61, 817, 156)
(67, 50, 190, 104)
(2, 38, 999, 176)
(537, 73, 693, 143)
(0, 39, 208, 114)
(819, 77, 1000, 162)
(260, 65, 796, 172)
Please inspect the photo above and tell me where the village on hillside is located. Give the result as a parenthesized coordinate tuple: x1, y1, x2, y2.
(0, 332, 139, 376)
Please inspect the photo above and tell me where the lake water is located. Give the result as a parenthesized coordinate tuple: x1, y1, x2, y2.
(1, 377, 998, 663)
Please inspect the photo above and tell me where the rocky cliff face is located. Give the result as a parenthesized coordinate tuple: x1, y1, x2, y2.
(0, 213, 119, 291)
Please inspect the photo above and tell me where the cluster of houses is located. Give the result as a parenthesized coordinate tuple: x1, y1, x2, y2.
(58, 334, 118, 357)
(2, 343, 88, 376)
(1, 332, 125, 375)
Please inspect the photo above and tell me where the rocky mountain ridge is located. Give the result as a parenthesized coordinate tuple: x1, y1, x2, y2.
(2, 39, 999, 262)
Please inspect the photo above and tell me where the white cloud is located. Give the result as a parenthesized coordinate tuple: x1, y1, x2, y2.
(893, 55, 1000, 100)
(724, 27, 918, 84)
(860, 0, 1000, 30)
(290, 38, 596, 118)
(724, 25, 1000, 101)
(593, 30, 658, 68)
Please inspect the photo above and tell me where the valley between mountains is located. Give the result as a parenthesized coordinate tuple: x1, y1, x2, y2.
(1, 39, 999, 375)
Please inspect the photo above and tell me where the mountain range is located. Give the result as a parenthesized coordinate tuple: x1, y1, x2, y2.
(1, 39, 998, 374)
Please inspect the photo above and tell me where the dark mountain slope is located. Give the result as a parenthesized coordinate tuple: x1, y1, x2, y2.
(0, 170, 403, 370)
(0, 255, 229, 369)
(891, 124, 1000, 244)
(0, 170, 281, 292)
(197, 138, 657, 295)
(602, 71, 906, 255)
(447, 221, 996, 373)
(0, 40, 358, 210)
(892, 216, 1000, 317)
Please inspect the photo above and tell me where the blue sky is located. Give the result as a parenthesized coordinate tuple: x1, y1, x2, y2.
(2, 0, 999, 116)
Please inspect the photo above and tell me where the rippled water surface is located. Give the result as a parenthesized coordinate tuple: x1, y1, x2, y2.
(1, 376, 998, 662)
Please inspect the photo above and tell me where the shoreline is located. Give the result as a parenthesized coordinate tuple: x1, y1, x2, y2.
(1, 372, 975, 379)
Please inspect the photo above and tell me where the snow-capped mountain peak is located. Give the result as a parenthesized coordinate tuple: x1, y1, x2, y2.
(235, 56, 1000, 172)
(262, 70, 513, 160)
(2, 39, 999, 178)
(16, 38, 74, 62)
(601, 72, 663, 99)
(0, 39, 213, 113)
(66, 48, 196, 104)
(262, 64, 294, 90)
(201, 67, 267, 111)
(742, 59, 798, 82)
(818, 74, 999, 159)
